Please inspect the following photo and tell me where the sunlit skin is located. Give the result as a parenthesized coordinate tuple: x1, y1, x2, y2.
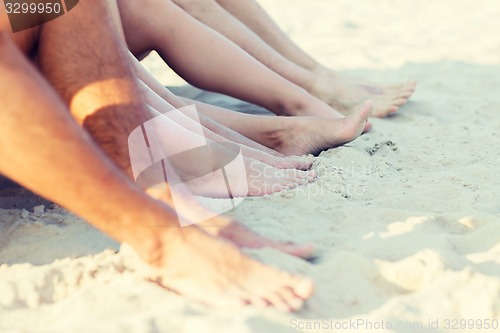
(0, 0, 314, 311)
(119, 0, 415, 117)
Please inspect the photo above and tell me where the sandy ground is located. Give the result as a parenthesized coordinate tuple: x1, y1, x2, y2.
(1, 1, 500, 332)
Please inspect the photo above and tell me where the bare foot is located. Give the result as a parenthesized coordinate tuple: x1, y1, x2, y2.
(138, 139, 317, 198)
(273, 101, 372, 156)
(146, 188, 316, 259)
(185, 157, 316, 197)
(278, 90, 372, 132)
(310, 70, 416, 117)
(145, 184, 315, 260)
(159, 142, 317, 197)
(235, 140, 314, 170)
(251, 150, 315, 171)
(247, 158, 316, 196)
(125, 226, 314, 311)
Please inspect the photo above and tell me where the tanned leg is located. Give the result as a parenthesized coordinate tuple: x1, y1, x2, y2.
(0, 2, 314, 310)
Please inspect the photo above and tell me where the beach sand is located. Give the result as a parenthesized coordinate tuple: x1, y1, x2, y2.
(1, 1, 499, 332)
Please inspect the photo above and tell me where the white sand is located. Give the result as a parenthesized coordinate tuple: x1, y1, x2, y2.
(1, 1, 499, 332)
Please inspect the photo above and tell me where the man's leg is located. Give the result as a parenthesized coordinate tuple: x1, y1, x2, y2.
(0, 4, 314, 310)
(40, 0, 317, 258)
(0, 29, 163, 256)
(37, 0, 315, 197)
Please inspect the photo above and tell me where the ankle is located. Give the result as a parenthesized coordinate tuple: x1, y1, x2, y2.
(263, 119, 301, 153)
(120, 198, 190, 266)
(277, 90, 313, 117)
(134, 222, 194, 268)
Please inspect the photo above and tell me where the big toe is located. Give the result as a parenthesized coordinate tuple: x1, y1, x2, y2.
(371, 100, 401, 117)
(352, 100, 373, 120)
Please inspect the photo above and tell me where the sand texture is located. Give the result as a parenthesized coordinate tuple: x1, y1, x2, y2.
(1, 1, 499, 332)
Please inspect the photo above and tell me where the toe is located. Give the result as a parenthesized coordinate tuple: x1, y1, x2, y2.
(284, 181, 299, 190)
(248, 296, 271, 310)
(392, 97, 408, 107)
(405, 81, 417, 92)
(397, 89, 413, 98)
(293, 278, 315, 300)
(371, 104, 397, 118)
(262, 291, 293, 312)
(278, 287, 305, 312)
(388, 105, 399, 114)
(295, 170, 314, 180)
(294, 177, 309, 186)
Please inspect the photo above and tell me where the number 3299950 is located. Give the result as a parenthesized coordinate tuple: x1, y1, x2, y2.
(5, 2, 62, 14)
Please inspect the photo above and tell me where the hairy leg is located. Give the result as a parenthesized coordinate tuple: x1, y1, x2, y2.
(2, 0, 315, 309)
(39, 0, 311, 256)
(0, 29, 166, 258)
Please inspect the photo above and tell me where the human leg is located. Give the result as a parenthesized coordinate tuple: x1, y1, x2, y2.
(182, 97, 372, 155)
(36, 0, 317, 257)
(141, 81, 314, 172)
(133, 55, 315, 170)
(0, 2, 314, 310)
(118, 0, 346, 118)
(131, 42, 369, 156)
(213, 0, 417, 117)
